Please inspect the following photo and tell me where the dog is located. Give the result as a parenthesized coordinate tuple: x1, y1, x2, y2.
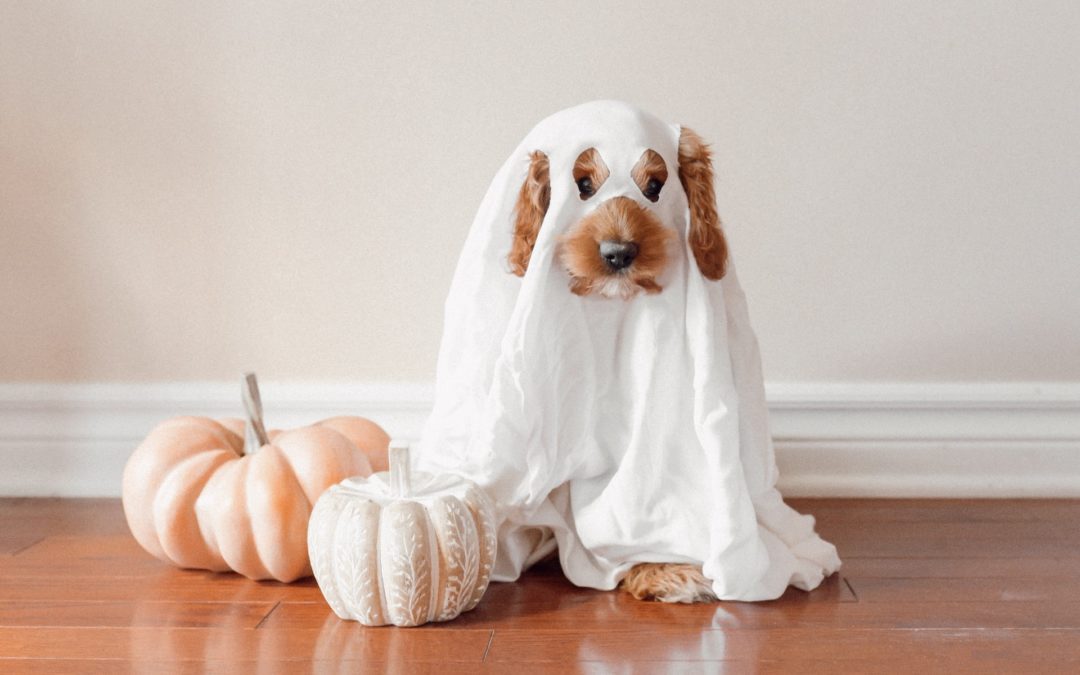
(504, 127, 730, 603)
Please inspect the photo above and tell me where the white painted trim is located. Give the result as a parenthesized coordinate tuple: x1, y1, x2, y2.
(1, 382, 1078, 498)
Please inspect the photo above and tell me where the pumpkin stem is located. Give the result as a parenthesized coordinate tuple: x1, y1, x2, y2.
(242, 372, 270, 454)
(389, 441, 412, 498)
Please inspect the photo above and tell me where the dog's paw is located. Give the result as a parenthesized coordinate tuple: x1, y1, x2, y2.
(620, 563, 718, 603)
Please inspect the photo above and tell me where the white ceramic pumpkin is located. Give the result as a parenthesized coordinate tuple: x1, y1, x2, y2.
(307, 444, 497, 626)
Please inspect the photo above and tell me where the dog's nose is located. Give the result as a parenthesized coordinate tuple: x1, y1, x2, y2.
(599, 240, 639, 271)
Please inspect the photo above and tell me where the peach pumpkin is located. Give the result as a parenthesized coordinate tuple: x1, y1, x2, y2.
(122, 373, 390, 582)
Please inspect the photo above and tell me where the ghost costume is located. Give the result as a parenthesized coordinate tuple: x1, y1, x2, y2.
(416, 101, 840, 601)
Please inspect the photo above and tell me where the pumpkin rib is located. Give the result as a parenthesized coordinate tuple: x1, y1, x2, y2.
(201, 458, 271, 581)
(274, 426, 371, 507)
(328, 497, 385, 625)
(314, 493, 346, 617)
(378, 501, 435, 626)
(153, 449, 234, 571)
(369, 500, 389, 625)
(428, 495, 480, 621)
(462, 486, 498, 611)
(424, 502, 441, 624)
(245, 444, 313, 582)
(317, 417, 392, 473)
(123, 417, 241, 560)
(213, 418, 248, 448)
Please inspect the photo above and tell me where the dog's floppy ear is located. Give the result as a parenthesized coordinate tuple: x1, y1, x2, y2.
(678, 127, 728, 280)
(508, 151, 551, 277)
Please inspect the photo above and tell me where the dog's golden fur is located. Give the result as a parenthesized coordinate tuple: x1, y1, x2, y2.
(631, 148, 668, 199)
(559, 196, 672, 298)
(507, 150, 550, 277)
(620, 562, 718, 603)
(573, 146, 610, 195)
(505, 127, 730, 602)
(678, 128, 727, 280)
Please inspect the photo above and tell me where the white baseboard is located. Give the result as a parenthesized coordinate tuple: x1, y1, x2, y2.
(1, 381, 1078, 498)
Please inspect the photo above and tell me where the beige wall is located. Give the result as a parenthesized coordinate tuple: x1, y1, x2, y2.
(3, 1, 1078, 383)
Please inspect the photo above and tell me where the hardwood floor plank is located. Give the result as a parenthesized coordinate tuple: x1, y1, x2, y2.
(483, 597, 1080, 631)
(263, 593, 1080, 631)
(484, 627, 1080, 666)
(0, 534, 43, 556)
(840, 556, 1080, 578)
(816, 520, 1080, 558)
(789, 498, 1080, 524)
(2, 657, 1069, 675)
(847, 576, 1080, 602)
(0, 498, 129, 540)
(0, 660, 492, 675)
(0, 625, 492, 662)
(0, 535, 170, 577)
(0, 499, 127, 565)
(0, 601, 273, 629)
(0, 572, 324, 603)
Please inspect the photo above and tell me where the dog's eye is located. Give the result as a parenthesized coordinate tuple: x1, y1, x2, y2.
(643, 178, 664, 202)
(577, 176, 594, 197)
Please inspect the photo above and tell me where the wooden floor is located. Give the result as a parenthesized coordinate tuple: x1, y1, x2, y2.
(1, 499, 1079, 673)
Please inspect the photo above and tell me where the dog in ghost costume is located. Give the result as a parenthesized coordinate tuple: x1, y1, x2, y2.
(417, 101, 840, 602)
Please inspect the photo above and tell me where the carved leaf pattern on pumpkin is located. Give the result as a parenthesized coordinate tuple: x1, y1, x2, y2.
(332, 500, 365, 620)
(340, 500, 382, 625)
(461, 515, 480, 611)
(385, 505, 431, 626)
(434, 497, 473, 621)
(464, 487, 498, 609)
(308, 495, 345, 618)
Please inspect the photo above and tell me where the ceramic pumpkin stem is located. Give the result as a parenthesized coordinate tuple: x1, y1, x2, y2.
(389, 442, 412, 498)
(242, 372, 270, 455)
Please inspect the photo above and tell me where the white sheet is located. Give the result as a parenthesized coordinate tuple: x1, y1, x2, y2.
(416, 100, 840, 600)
